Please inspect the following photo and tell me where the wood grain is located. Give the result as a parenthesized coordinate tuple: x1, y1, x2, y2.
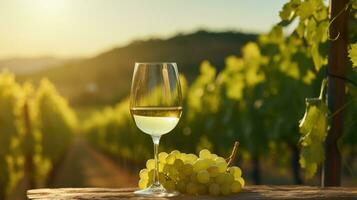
(27, 186, 357, 200)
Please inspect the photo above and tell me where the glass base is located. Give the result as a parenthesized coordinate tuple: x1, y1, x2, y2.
(134, 184, 179, 197)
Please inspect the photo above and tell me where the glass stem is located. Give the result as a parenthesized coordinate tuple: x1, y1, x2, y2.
(152, 136, 161, 187)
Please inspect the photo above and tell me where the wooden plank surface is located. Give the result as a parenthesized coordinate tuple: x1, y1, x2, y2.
(27, 186, 357, 200)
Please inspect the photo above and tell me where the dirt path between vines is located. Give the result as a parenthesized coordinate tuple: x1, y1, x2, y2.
(50, 137, 138, 188)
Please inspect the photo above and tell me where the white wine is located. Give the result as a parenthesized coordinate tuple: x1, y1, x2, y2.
(131, 107, 182, 136)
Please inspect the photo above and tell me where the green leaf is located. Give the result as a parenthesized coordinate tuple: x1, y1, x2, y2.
(297, 0, 323, 20)
(280, 3, 293, 21)
(200, 60, 216, 79)
(299, 143, 324, 178)
(242, 42, 261, 60)
(298, 80, 328, 178)
(310, 44, 327, 72)
(316, 21, 329, 42)
(299, 98, 328, 142)
(260, 25, 284, 45)
(302, 70, 316, 85)
(313, 8, 328, 21)
(349, 43, 357, 69)
(296, 22, 305, 38)
(279, 0, 300, 21)
(352, 0, 357, 9)
(226, 74, 245, 100)
(306, 18, 317, 45)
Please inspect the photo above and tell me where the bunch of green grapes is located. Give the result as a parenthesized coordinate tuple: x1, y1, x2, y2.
(138, 149, 245, 196)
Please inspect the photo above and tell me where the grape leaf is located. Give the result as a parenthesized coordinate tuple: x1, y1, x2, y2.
(296, 22, 305, 38)
(302, 70, 316, 85)
(299, 143, 324, 178)
(226, 74, 244, 100)
(299, 98, 328, 143)
(313, 8, 328, 21)
(352, 0, 357, 9)
(279, 0, 300, 21)
(298, 80, 328, 178)
(242, 42, 261, 60)
(306, 18, 317, 45)
(200, 60, 216, 79)
(310, 44, 327, 72)
(297, 0, 323, 20)
(316, 21, 329, 42)
(349, 43, 357, 69)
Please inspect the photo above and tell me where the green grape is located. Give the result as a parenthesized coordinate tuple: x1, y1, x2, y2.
(237, 177, 245, 188)
(173, 159, 184, 170)
(139, 152, 245, 196)
(190, 172, 197, 182)
(224, 173, 234, 184)
(214, 157, 226, 163)
(168, 167, 179, 180)
(197, 170, 210, 184)
(231, 180, 242, 193)
(159, 172, 167, 184)
(164, 180, 176, 191)
(186, 154, 198, 164)
(206, 159, 216, 165)
(139, 168, 149, 180)
(170, 150, 181, 158)
(228, 166, 242, 179)
(181, 163, 193, 176)
(207, 165, 219, 177)
(215, 173, 226, 185)
(177, 153, 186, 160)
(197, 183, 207, 195)
(220, 183, 231, 195)
(166, 154, 176, 164)
(193, 158, 211, 172)
(138, 179, 148, 189)
(193, 159, 205, 172)
(158, 152, 168, 163)
(208, 183, 220, 196)
(146, 159, 155, 170)
(159, 162, 165, 172)
(178, 171, 188, 180)
(148, 169, 155, 181)
(211, 154, 218, 159)
(163, 164, 172, 174)
(186, 182, 198, 195)
(176, 180, 187, 192)
(199, 149, 211, 159)
(216, 160, 228, 173)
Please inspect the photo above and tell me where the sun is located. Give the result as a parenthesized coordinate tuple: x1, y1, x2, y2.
(31, 0, 69, 14)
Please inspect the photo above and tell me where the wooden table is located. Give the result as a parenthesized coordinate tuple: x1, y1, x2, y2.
(27, 186, 357, 200)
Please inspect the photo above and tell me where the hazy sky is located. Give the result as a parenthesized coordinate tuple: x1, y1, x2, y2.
(0, 0, 288, 59)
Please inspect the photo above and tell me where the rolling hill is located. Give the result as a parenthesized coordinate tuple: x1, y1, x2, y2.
(0, 57, 75, 75)
(20, 30, 257, 106)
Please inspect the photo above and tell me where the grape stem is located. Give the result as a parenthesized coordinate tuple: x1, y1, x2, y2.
(226, 141, 239, 167)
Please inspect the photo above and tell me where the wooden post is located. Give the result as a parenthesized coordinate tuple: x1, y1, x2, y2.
(325, 0, 349, 186)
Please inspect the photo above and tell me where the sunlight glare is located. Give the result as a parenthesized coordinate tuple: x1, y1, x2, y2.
(30, 0, 69, 14)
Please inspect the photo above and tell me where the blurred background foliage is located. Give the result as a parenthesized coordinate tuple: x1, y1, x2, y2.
(0, 0, 357, 199)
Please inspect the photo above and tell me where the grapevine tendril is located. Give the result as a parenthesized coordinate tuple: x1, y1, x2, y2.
(327, 1, 351, 41)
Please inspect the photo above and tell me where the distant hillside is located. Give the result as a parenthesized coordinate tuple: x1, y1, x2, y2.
(20, 30, 257, 106)
(0, 57, 76, 75)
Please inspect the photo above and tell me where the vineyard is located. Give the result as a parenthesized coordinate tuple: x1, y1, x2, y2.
(0, 73, 77, 199)
(84, 0, 357, 186)
(1, 0, 357, 199)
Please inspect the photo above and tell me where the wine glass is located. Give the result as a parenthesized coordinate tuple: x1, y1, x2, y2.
(130, 62, 182, 197)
